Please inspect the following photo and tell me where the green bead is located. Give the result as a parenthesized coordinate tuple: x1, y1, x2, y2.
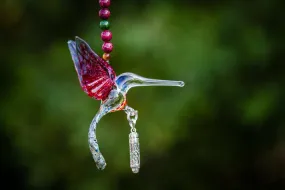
(100, 20, 110, 30)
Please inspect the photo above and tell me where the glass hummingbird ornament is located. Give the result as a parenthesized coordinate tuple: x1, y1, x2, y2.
(68, 36, 184, 173)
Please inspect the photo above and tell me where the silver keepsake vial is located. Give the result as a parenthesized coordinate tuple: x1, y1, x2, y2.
(129, 131, 140, 173)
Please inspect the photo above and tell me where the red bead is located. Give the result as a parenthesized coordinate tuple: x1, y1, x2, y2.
(99, 9, 110, 19)
(101, 30, 112, 42)
(99, 0, 111, 8)
(102, 42, 113, 53)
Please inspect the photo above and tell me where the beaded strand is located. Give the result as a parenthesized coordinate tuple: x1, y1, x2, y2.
(99, 0, 112, 61)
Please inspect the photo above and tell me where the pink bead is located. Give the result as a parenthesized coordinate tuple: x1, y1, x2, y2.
(102, 42, 113, 53)
(101, 30, 112, 42)
(99, 9, 110, 19)
(99, 0, 111, 8)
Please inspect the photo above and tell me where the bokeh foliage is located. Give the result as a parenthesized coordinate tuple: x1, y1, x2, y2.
(1, 0, 285, 189)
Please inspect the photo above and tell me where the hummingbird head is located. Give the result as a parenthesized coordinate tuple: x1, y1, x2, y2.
(115, 73, 140, 94)
(115, 72, 185, 94)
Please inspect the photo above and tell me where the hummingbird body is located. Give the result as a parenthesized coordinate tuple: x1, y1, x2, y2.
(102, 88, 127, 112)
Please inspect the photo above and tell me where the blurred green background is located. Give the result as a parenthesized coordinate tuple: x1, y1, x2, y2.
(1, 0, 285, 189)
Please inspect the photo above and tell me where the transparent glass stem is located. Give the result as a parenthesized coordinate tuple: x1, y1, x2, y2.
(88, 106, 108, 170)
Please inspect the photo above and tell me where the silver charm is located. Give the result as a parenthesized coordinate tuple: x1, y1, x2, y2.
(125, 106, 140, 173)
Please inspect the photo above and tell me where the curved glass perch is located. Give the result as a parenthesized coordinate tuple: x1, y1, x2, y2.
(88, 107, 109, 170)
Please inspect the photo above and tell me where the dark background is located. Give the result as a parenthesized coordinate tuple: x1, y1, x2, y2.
(1, 0, 285, 189)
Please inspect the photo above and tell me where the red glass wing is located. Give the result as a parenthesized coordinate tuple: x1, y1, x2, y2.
(68, 37, 116, 100)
